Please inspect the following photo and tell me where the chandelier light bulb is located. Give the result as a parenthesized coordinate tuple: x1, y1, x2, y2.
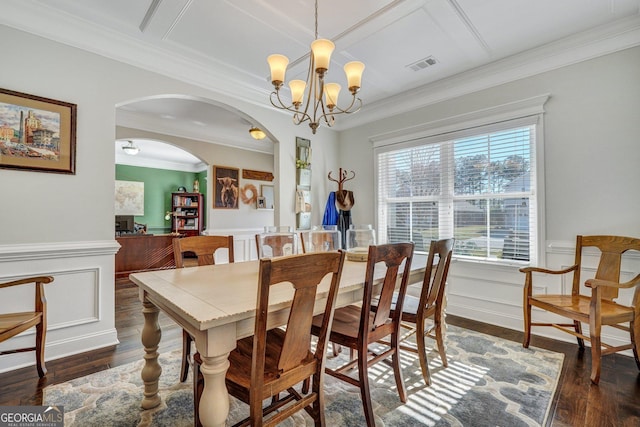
(289, 80, 306, 106)
(324, 83, 341, 109)
(267, 54, 289, 87)
(344, 61, 365, 93)
(311, 39, 335, 74)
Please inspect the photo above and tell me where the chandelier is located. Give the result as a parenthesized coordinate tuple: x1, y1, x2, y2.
(267, 0, 364, 134)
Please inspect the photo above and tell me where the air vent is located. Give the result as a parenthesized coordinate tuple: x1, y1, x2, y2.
(406, 56, 437, 72)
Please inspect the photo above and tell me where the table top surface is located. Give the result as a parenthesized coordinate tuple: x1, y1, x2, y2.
(130, 254, 426, 332)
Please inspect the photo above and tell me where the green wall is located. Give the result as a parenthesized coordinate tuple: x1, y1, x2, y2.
(116, 165, 207, 234)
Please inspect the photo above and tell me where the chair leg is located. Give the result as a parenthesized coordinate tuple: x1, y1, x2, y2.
(589, 319, 602, 384)
(332, 342, 342, 356)
(632, 314, 640, 371)
(312, 372, 325, 427)
(574, 321, 585, 349)
(35, 321, 47, 378)
(434, 317, 448, 368)
(523, 298, 532, 348)
(181, 330, 192, 382)
(390, 332, 407, 403)
(416, 320, 431, 386)
(357, 349, 376, 427)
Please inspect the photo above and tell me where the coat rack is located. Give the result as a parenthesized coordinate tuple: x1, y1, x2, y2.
(328, 168, 355, 193)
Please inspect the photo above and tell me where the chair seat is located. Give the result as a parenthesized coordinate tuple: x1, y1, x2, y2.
(0, 312, 41, 340)
(226, 327, 317, 402)
(312, 305, 392, 346)
(372, 293, 432, 323)
(530, 294, 634, 324)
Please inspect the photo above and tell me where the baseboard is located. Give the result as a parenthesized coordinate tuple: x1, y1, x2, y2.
(0, 328, 119, 375)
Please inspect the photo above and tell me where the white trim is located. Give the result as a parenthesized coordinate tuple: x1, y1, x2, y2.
(0, 240, 120, 262)
(371, 94, 550, 147)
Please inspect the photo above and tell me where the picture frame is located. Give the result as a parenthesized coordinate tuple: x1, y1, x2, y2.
(257, 196, 266, 209)
(114, 180, 145, 215)
(261, 185, 274, 210)
(213, 165, 240, 209)
(0, 88, 77, 174)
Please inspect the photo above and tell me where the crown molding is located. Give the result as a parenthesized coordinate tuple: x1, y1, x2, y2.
(0, 0, 269, 107)
(2, 1, 639, 132)
(343, 14, 640, 130)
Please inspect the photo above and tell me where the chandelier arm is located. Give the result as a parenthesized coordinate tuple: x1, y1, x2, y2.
(270, 91, 313, 124)
(326, 96, 363, 115)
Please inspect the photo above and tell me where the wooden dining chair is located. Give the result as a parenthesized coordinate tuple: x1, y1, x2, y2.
(521, 235, 640, 384)
(378, 238, 454, 385)
(255, 230, 297, 258)
(172, 235, 234, 382)
(195, 251, 346, 427)
(311, 242, 414, 427)
(0, 276, 54, 377)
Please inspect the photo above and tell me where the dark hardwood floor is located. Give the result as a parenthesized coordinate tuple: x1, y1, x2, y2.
(1, 278, 639, 426)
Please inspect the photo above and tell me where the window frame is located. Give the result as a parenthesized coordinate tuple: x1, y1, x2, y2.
(372, 95, 549, 267)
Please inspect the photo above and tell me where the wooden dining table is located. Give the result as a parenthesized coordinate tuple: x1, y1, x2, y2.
(130, 253, 427, 427)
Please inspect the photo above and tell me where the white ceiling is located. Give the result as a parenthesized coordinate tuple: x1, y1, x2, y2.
(3, 0, 640, 166)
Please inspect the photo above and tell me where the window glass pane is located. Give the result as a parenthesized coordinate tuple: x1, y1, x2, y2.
(413, 201, 438, 251)
(411, 145, 441, 197)
(454, 199, 487, 256)
(387, 202, 410, 243)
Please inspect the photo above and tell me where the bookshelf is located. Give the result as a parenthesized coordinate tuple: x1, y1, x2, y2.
(171, 192, 203, 236)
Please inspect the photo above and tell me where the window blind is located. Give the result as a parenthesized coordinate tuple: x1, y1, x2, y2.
(376, 118, 538, 264)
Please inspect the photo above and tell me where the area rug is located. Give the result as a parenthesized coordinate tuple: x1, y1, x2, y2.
(44, 325, 563, 426)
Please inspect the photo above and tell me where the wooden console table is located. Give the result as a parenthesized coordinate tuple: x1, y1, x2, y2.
(115, 234, 176, 279)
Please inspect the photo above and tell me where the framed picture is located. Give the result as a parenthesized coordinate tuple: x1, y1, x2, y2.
(115, 180, 145, 215)
(0, 88, 76, 174)
(257, 196, 266, 209)
(261, 185, 274, 210)
(213, 165, 240, 209)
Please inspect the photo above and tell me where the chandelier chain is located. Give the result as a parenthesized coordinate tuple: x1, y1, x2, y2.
(315, 0, 318, 40)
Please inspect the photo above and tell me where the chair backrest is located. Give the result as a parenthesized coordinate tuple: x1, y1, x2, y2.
(253, 251, 345, 378)
(361, 242, 415, 334)
(255, 231, 297, 258)
(572, 235, 640, 301)
(300, 226, 341, 253)
(173, 235, 234, 267)
(419, 238, 455, 311)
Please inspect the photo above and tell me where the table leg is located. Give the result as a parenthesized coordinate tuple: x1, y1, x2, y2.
(197, 353, 231, 427)
(140, 299, 162, 409)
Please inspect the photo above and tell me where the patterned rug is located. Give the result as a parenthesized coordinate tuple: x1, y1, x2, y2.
(44, 325, 563, 426)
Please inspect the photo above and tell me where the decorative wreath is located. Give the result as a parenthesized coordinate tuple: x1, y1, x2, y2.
(240, 184, 258, 205)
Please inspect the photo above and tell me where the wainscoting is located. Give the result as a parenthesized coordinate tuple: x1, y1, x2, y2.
(0, 240, 121, 374)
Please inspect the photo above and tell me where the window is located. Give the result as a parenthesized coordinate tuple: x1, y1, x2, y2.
(376, 117, 540, 265)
